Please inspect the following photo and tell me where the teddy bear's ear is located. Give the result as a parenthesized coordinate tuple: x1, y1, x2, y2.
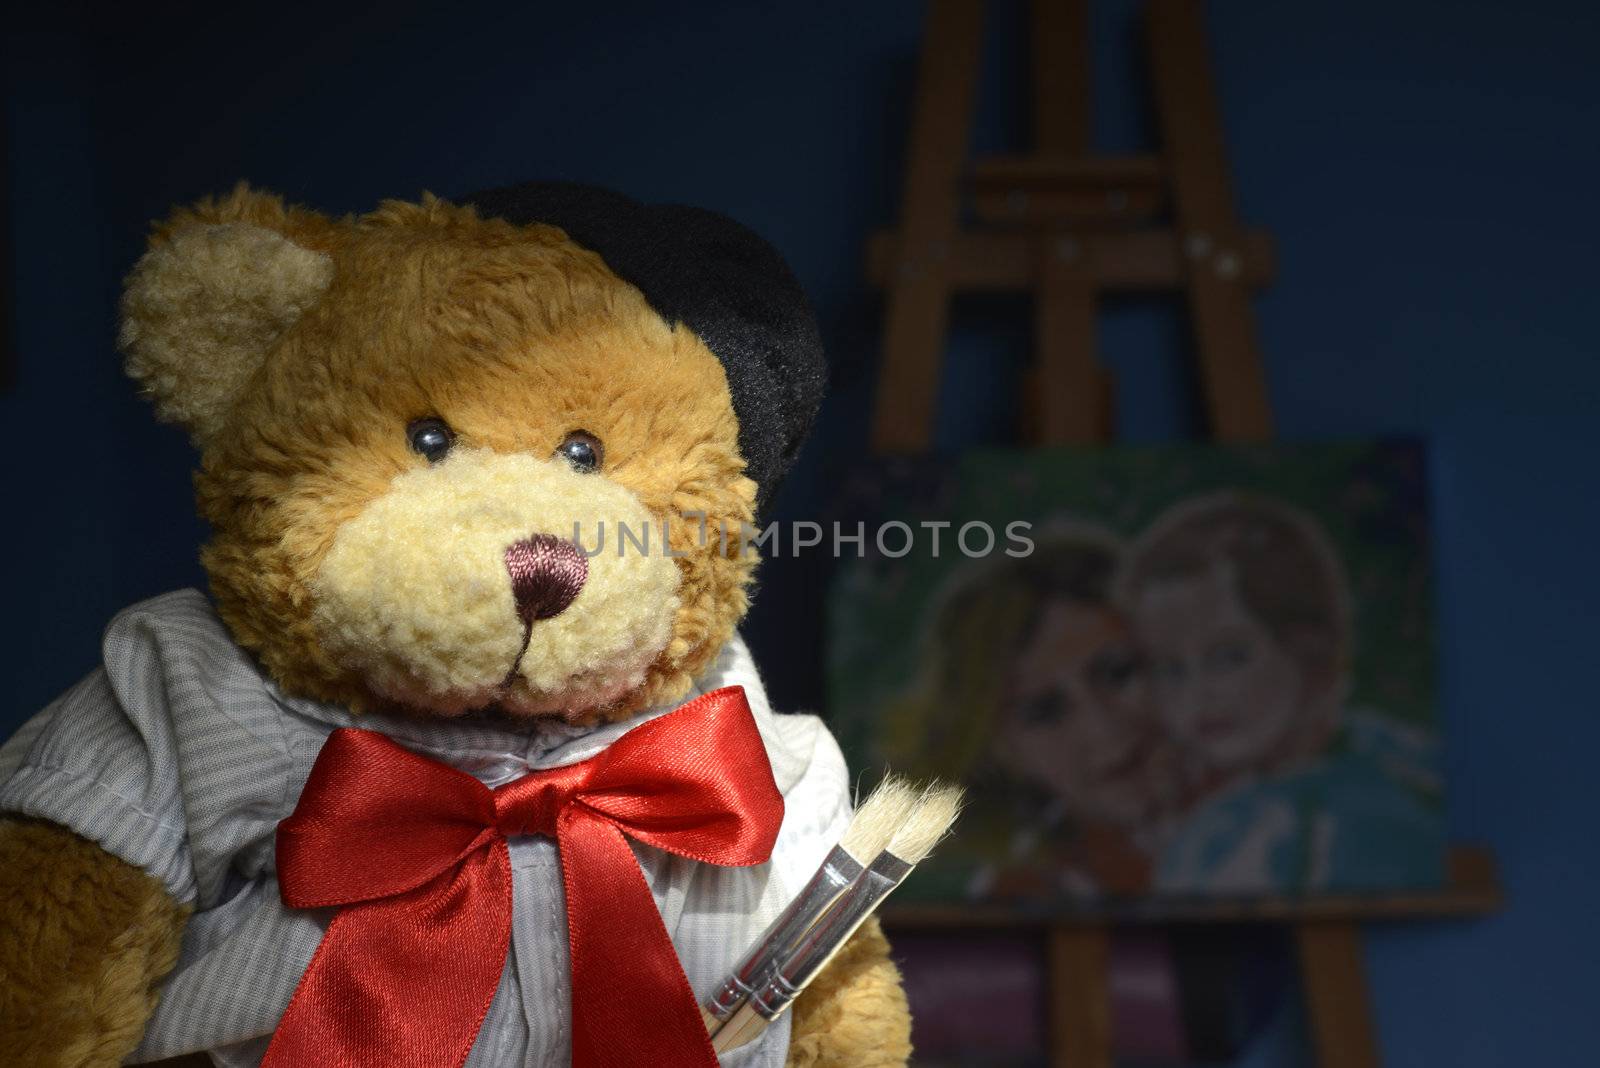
(119, 183, 341, 444)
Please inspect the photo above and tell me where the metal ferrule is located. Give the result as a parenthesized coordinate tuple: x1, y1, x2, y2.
(712, 851, 921, 1054)
(703, 844, 864, 1021)
(752, 854, 913, 1020)
(865, 848, 915, 884)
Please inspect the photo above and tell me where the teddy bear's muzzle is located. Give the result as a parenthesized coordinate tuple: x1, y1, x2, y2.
(311, 448, 681, 715)
(504, 534, 588, 624)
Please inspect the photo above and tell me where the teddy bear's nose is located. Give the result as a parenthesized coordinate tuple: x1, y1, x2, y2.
(504, 534, 588, 624)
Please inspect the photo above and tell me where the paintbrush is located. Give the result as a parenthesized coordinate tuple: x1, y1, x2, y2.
(701, 775, 920, 1029)
(711, 783, 964, 1052)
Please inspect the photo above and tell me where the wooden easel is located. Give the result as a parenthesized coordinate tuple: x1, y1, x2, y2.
(866, 3, 1499, 1066)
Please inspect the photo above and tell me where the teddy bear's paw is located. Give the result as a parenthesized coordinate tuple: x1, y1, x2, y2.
(0, 819, 189, 1068)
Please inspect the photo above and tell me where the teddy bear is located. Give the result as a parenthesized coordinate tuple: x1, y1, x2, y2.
(0, 182, 912, 1068)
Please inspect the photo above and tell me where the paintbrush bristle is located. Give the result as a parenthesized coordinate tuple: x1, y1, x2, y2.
(885, 783, 965, 865)
(839, 775, 920, 861)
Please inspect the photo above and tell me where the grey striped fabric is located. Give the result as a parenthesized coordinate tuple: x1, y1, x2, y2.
(0, 590, 854, 1067)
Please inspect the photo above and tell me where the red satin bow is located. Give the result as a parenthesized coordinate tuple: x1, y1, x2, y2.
(263, 686, 783, 1068)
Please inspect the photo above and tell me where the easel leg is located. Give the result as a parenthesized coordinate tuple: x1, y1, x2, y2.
(1034, 247, 1105, 444)
(1145, 0, 1274, 441)
(1031, 0, 1091, 154)
(1029, 0, 1106, 447)
(1296, 920, 1380, 1068)
(1048, 925, 1113, 1068)
(872, 0, 985, 453)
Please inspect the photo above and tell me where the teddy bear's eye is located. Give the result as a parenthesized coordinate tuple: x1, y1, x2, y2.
(555, 430, 604, 473)
(407, 418, 455, 463)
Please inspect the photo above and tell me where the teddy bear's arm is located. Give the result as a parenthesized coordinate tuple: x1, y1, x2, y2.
(784, 917, 911, 1068)
(0, 818, 189, 1068)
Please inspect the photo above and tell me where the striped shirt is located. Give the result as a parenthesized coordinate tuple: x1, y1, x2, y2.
(0, 590, 851, 1066)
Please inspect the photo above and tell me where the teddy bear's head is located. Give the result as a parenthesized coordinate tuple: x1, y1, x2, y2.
(119, 183, 824, 722)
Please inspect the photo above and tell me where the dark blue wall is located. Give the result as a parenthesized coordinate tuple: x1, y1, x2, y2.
(4, 2, 1596, 1063)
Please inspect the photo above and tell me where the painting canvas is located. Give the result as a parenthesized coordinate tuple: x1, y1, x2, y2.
(826, 439, 1445, 902)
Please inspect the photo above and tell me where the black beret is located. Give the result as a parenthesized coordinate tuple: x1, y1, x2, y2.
(461, 182, 826, 515)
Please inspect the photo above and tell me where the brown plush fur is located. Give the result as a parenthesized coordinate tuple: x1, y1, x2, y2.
(3, 186, 911, 1065)
(0, 819, 188, 1068)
